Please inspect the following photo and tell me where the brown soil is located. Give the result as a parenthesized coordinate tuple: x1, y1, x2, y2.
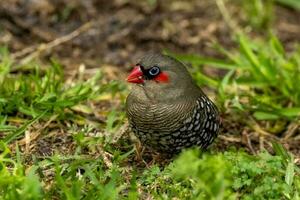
(1, 0, 300, 158)
(1, 0, 299, 69)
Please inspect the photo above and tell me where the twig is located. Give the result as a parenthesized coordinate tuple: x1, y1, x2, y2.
(10, 45, 39, 61)
(248, 118, 278, 139)
(11, 21, 95, 65)
(25, 130, 31, 154)
(18, 114, 58, 146)
(283, 121, 299, 140)
(259, 136, 265, 151)
(242, 131, 256, 154)
(111, 121, 130, 143)
(252, 123, 272, 137)
(97, 146, 113, 168)
(218, 135, 242, 142)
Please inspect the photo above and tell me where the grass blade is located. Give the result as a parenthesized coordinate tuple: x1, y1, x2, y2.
(285, 154, 295, 186)
(3, 110, 47, 143)
(275, 0, 300, 10)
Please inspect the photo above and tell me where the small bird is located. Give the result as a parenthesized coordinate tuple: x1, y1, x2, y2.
(126, 53, 220, 154)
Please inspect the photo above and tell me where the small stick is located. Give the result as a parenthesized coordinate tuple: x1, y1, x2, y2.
(111, 121, 130, 143)
(25, 130, 31, 154)
(17, 114, 58, 146)
(283, 121, 299, 140)
(11, 21, 95, 65)
(259, 136, 265, 151)
(242, 131, 256, 154)
(218, 135, 242, 143)
(97, 146, 113, 168)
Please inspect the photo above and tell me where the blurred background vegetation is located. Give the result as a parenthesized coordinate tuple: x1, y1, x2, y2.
(0, 0, 300, 199)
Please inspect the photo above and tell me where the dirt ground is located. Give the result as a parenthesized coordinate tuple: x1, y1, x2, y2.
(1, 0, 300, 69)
(1, 0, 300, 157)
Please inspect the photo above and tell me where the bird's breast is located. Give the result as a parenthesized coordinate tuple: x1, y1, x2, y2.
(126, 95, 195, 133)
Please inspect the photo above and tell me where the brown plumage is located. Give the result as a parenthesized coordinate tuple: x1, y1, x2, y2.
(126, 53, 220, 154)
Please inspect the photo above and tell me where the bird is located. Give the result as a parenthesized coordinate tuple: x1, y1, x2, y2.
(125, 53, 220, 154)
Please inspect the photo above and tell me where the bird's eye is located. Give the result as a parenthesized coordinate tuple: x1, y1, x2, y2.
(149, 66, 160, 76)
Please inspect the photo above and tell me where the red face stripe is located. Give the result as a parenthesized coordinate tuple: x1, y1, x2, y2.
(154, 72, 169, 83)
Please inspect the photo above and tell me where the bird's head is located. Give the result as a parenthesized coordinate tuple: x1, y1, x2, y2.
(126, 54, 200, 102)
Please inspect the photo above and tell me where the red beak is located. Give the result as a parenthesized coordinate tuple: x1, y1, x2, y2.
(126, 66, 144, 84)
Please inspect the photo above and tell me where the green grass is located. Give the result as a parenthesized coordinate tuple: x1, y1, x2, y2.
(1, 33, 300, 199)
(1, 0, 300, 198)
(174, 34, 300, 122)
(275, 0, 300, 10)
(0, 47, 126, 143)
(1, 141, 299, 199)
(239, 0, 274, 30)
(231, 0, 300, 30)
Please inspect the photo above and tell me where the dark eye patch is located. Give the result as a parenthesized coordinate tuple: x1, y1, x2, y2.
(145, 66, 161, 79)
(136, 64, 161, 80)
(148, 66, 160, 76)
